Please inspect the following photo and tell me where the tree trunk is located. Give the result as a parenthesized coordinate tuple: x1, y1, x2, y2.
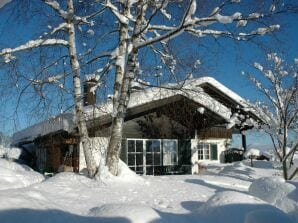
(67, 0, 97, 177)
(105, 2, 145, 176)
(105, 3, 130, 176)
(282, 160, 288, 180)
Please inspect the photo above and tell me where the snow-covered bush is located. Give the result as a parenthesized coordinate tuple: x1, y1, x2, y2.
(244, 148, 270, 160)
(0, 145, 22, 160)
(196, 191, 286, 223)
(249, 177, 298, 221)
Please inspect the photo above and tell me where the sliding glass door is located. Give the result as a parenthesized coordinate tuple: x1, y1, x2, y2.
(146, 140, 161, 175)
(126, 139, 178, 175)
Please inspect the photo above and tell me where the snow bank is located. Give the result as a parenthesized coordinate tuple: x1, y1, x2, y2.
(0, 159, 44, 190)
(249, 177, 295, 203)
(244, 209, 295, 223)
(249, 177, 298, 221)
(89, 204, 160, 223)
(196, 191, 287, 223)
(96, 160, 145, 185)
(0, 146, 22, 159)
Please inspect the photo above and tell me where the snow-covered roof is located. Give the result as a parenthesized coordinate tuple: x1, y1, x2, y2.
(84, 76, 260, 125)
(12, 76, 261, 145)
(12, 113, 75, 146)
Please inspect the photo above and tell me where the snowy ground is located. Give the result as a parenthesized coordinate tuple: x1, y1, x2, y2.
(0, 157, 297, 223)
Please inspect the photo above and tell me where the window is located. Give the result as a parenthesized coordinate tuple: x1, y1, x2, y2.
(146, 140, 161, 166)
(198, 143, 218, 160)
(126, 139, 181, 175)
(163, 140, 178, 165)
(127, 139, 144, 174)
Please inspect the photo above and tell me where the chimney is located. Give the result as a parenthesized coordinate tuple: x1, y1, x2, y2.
(83, 74, 100, 106)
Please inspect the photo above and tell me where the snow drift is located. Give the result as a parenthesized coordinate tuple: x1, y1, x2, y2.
(249, 177, 298, 221)
(89, 204, 161, 223)
(0, 158, 44, 190)
(196, 191, 292, 223)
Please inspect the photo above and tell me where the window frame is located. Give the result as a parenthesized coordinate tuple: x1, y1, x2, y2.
(197, 143, 218, 161)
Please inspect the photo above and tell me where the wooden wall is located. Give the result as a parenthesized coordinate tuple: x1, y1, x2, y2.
(197, 127, 232, 139)
(34, 133, 79, 173)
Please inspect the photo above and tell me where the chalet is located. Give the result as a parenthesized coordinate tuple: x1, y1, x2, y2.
(12, 77, 262, 175)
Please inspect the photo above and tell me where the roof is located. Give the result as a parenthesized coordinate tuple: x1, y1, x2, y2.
(12, 76, 262, 145)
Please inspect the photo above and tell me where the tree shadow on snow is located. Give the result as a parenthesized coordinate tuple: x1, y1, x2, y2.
(152, 203, 295, 223)
(184, 179, 245, 193)
(217, 167, 256, 182)
(0, 208, 131, 223)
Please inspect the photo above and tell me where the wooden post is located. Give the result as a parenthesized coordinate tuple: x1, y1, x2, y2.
(241, 133, 247, 152)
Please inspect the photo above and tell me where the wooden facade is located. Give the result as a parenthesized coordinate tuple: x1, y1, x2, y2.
(34, 132, 80, 173)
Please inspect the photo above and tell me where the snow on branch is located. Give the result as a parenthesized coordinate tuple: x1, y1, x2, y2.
(0, 39, 69, 63)
(185, 0, 197, 24)
(30, 74, 65, 85)
(105, 0, 129, 24)
(50, 23, 69, 35)
(44, 0, 68, 19)
(137, 3, 281, 48)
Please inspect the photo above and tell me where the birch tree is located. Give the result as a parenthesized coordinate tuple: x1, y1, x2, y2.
(0, 0, 295, 179)
(0, 0, 102, 177)
(103, 0, 289, 176)
(243, 54, 298, 180)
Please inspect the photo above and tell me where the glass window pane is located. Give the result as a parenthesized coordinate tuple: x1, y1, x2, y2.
(136, 154, 143, 166)
(146, 154, 152, 165)
(129, 166, 135, 171)
(171, 153, 177, 164)
(135, 166, 144, 174)
(146, 167, 153, 175)
(163, 140, 177, 153)
(128, 154, 135, 166)
(152, 140, 161, 152)
(163, 153, 171, 165)
(128, 140, 135, 152)
(136, 140, 143, 153)
(146, 141, 152, 153)
(154, 153, 161, 165)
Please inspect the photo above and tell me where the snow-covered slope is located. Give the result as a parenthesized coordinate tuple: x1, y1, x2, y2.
(0, 159, 297, 223)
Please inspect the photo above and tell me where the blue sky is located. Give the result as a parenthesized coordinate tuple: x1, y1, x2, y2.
(0, 1, 297, 149)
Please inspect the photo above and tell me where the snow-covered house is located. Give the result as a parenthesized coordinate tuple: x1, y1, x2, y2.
(12, 77, 262, 175)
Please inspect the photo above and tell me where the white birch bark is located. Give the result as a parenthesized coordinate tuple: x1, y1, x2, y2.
(105, 2, 130, 176)
(105, 0, 145, 175)
(66, 0, 97, 177)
